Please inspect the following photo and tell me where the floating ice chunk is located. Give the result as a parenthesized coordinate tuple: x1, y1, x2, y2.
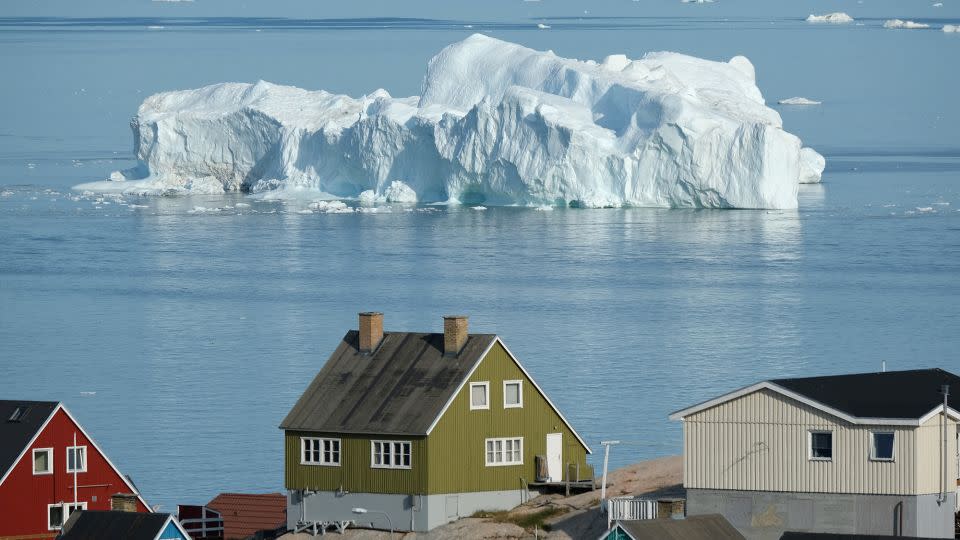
(778, 97, 822, 105)
(916, 206, 935, 212)
(1, 190, 14, 197)
(235, 202, 251, 208)
(383, 180, 417, 203)
(79, 34, 821, 209)
(806, 13, 854, 24)
(537, 23, 551, 29)
(799, 148, 826, 184)
(883, 19, 930, 29)
(147, 26, 165, 30)
(80, 391, 96, 396)
(933, 2, 943, 6)
(471, 205, 488, 210)
(944, 24, 960, 32)
(681, 0, 715, 3)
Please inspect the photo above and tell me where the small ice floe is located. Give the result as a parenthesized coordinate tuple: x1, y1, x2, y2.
(308, 200, 353, 213)
(188, 206, 221, 213)
(933, 2, 943, 6)
(916, 206, 935, 212)
(533, 205, 554, 211)
(932, 201, 950, 206)
(1, 190, 14, 197)
(128, 204, 149, 209)
(537, 23, 551, 29)
(147, 26, 166, 30)
(944, 24, 960, 32)
(235, 202, 251, 208)
(884, 19, 930, 29)
(778, 97, 822, 106)
(681, 0, 715, 3)
(26, 163, 36, 169)
(806, 13, 854, 24)
(80, 391, 96, 397)
(471, 205, 488, 211)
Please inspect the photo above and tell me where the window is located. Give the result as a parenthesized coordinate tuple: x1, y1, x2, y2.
(871, 432, 895, 461)
(8, 405, 29, 422)
(301, 437, 340, 466)
(371, 441, 411, 469)
(503, 380, 523, 408)
(33, 448, 53, 475)
(485, 437, 523, 466)
(66, 446, 87, 473)
(809, 431, 833, 461)
(470, 382, 490, 410)
(48, 502, 86, 530)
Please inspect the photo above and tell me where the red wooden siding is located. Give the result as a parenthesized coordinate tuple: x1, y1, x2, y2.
(0, 407, 148, 540)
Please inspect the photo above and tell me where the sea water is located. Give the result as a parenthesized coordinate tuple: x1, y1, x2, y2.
(1, 5, 959, 512)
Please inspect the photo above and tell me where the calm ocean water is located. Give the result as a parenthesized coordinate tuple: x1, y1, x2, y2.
(1, 9, 959, 513)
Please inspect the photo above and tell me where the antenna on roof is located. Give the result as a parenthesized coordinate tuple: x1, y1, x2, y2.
(882, 361, 886, 373)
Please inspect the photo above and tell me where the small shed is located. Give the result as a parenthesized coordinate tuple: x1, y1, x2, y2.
(206, 493, 286, 540)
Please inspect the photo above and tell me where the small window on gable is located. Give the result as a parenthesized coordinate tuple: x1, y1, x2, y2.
(504, 380, 523, 409)
(33, 448, 53, 475)
(871, 432, 895, 461)
(67, 446, 87, 473)
(809, 431, 832, 461)
(48, 502, 86, 530)
(470, 382, 489, 410)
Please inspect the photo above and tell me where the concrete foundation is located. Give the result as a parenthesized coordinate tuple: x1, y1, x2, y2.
(287, 488, 535, 533)
(687, 488, 956, 540)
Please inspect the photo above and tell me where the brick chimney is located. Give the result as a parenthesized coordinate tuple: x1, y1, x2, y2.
(111, 493, 138, 512)
(443, 315, 469, 356)
(359, 312, 384, 353)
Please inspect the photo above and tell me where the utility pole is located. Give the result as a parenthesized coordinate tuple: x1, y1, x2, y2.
(599, 440, 620, 508)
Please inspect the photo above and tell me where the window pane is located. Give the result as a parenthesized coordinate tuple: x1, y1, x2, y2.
(77, 448, 84, 469)
(68, 449, 75, 470)
(811, 433, 832, 459)
(495, 440, 503, 462)
(471, 385, 487, 407)
(34, 451, 49, 473)
(873, 433, 894, 459)
(50, 506, 63, 527)
(374, 442, 382, 465)
(505, 383, 520, 405)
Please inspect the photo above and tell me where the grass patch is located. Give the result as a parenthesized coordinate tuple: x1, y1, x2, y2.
(471, 507, 569, 530)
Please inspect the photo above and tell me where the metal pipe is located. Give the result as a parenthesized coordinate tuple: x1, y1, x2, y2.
(937, 385, 949, 504)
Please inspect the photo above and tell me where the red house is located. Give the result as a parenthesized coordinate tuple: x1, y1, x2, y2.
(0, 400, 151, 540)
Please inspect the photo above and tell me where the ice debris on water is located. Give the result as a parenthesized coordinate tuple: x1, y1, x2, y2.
(778, 97, 822, 106)
(883, 19, 930, 29)
(806, 13, 854, 24)
(944, 25, 959, 33)
(73, 35, 823, 209)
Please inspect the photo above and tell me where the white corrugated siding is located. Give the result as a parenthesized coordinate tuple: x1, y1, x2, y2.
(681, 388, 954, 495)
(916, 412, 958, 494)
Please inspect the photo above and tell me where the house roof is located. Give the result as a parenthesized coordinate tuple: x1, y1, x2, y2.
(57, 511, 185, 540)
(780, 533, 946, 540)
(206, 493, 286, 539)
(611, 515, 744, 540)
(670, 368, 960, 426)
(0, 400, 59, 482)
(280, 331, 497, 435)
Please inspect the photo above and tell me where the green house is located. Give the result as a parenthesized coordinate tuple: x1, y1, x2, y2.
(279, 312, 593, 533)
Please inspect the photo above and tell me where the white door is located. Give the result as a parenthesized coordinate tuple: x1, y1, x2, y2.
(546, 433, 562, 482)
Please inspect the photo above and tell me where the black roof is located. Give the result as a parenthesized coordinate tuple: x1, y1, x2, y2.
(781, 533, 945, 540)
(615, 515, 745, 540)
(771, 368, 959, 420)
(280, 331, 497, 435)
(57, 510, 172, 540)
(0, 400, 58, 479)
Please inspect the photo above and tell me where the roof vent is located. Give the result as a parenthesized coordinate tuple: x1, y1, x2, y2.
(358, 312, 384, 353)
(443, 315, 469, 357)
(7, 405, 29, 423)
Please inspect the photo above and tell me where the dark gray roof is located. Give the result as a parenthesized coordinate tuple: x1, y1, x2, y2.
(781, 533, 944, 540)
(280, 331, 497, 435)
(615, 515, 745, 540)
(0, 400, 58, 480)
(772, 368, 959, 419)
(57, 511, 172, 540)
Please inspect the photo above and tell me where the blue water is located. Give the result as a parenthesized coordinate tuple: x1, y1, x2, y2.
(1, 8, 959, 513)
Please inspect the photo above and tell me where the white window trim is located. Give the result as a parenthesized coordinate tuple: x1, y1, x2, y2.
(32, 448, 53, 475)
(470, 382, 490, 410)
(869, 431, 896, 462)
(485, 437, 524, 467)
(48, 501, 87, 530)
(66, 445, 87, 473)
(370, 440, 412, 470)
(808, 430, 833, 462)
(300, 437, 341, 466)
(503, 380, 523, 409)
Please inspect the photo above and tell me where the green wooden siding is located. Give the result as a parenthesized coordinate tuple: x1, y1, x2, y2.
(284, 340, 591, 495)
(425, 342, 591, 494)
(284, 431, 427, 494)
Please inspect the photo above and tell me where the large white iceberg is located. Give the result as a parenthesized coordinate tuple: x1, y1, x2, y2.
(77, 34, 823, 208)
(806, 13, 854, 24)
(883, 19, 930, 29)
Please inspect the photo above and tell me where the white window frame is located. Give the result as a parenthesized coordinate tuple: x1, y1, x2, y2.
(300, 437, 341, 466)
(48, 501, 86, 530)
(32, 448, 53, 475)
(371, 440, 412, 470)
(470, 382, 490, 410)
(869, 431, 896, 462)
(808, 430, 833, 461)
(503, 380, 523, 409)
(66, 445, 87, 473)
(485, 437, 524, 467)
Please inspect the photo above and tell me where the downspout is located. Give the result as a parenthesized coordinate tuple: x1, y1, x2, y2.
(938, 384, 949, 505)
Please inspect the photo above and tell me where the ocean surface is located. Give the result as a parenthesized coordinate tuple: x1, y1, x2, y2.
(1, 4, 959, 513)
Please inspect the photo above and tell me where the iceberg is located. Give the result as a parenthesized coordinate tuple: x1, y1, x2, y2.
(806, 13, 854, 24)
(944, 25, 959, 33)
(778, 97, 822, 106)
(76, 35, 823, 209)
(883, 19, 930, 29)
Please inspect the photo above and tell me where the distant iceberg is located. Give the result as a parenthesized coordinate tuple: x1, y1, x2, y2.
(76, 35, 823, 208)
(806, 13, 854, 24)
(778, 97, 822, 105)
(944, 24, 959, 33)
(883, 19, 930, 29)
